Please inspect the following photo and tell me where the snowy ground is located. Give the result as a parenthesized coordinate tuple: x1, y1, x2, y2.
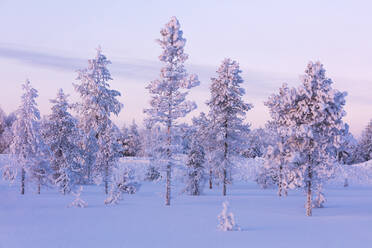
(1, 178, 372, 248)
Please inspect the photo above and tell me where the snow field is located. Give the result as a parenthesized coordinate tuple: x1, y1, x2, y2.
(1, 178, 371, 248)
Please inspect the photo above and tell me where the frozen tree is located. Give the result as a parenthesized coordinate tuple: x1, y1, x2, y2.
(9, 80, 47, 194)
(104, 165, 140, 205)
(192, 112, 215, 189)
(68, 186, 87, 208)
(142, 122, 163, 181)
(206, 58, 252, 196)
(96, 123, 123, 194)
(42, 89, 83, 194)
(128, 120, 141, 156)
(120, 120, 141, 157)
(74, 47, 123, 192)
(144, 16, 200, 205)
(312, 184, 325, 208)
(0, 109, 16, 154)
(357, 119, 372, 162)
(0, 108, 6, 153)
(266, 62, 347, 216)
(217, 201, 240, 231)
(243, 127, 276, 159)
(264, 84, 300, 196)
(184, 135, 205, 195)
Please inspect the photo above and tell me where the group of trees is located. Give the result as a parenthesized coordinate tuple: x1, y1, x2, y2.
(1, 48, 124, 196)
(0, 16, 371, 216)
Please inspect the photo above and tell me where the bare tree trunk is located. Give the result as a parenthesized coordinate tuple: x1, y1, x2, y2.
(278, 164, 283, 197)
(306, 166, 312, 217)
(104, 163, 109, 194)
(209, 169, 213, 189)
(165, 122, 171, 206)
(344, 178, 349, 187)
(21, 168, 25, 195)
(87, 164, 91, 184)
(223, 121, 228, 196)
(37, 181, 41, 194)
(223, 168, 227, 196)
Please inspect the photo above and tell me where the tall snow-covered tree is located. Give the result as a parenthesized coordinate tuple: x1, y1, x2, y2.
(266, 62, 348, 216)
(10, 80, 47, 194)
(144, 16, 200, 205)
(42, 89, 83, 194)
(74, 47, 123, 193)
(206, 58, 252, 196)
(264, 84, 299, 196)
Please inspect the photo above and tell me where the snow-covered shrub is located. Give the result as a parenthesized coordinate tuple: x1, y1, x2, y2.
(68, 186, 87, 208)
(145, 162, 161, 181)
(104, 164, 141, 205)
(217, 201, 240, 231)
(312, 184, 326, 208)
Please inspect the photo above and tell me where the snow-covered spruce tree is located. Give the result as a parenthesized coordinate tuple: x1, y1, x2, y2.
(357, 119, 372, 162)
(119, 124, 130, 156)
(96, 123, 123, 193)
(42, 89, 83, 194)
(184, 134, 206, 195)
(295, 62, 347, 216)
(267, 62, 347, 216)
(142, 121, 163, 181)
(120, 120, 141, 157)
(128, 120, 141, 156)
(0, 112, 16, 154)
(144, 17, 200, 205)
(206, 58, 252, 196)
(0, 108, 7, 153)
(243, 127, 275, 159)
(192, 112, 216, 189)
(264, 84, 300, 196)
(74, 48, 123, 193)
(10, 80, 47, 194)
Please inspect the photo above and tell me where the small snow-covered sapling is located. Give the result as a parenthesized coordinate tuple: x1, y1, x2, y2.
(217, 201, 240, 231)
(68, 186, 87, 208)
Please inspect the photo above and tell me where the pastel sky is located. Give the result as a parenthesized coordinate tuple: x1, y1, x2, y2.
(0, 0, 371, 137)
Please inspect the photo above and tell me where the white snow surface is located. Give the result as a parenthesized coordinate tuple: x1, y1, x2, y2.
(1, 155, 372, 248)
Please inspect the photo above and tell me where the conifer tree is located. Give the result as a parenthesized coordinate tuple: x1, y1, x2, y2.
(184, 134, 205, 195)
(192, 112, 215, 189)
(10, 80, 45, 194)
(357, 119, 372, 162)
(74, 48, 123, 193)
(266, 62, 348, 216)
(206, 59, 252, 196)
(43, 89, 83, 194)
(144, 17, 200, 205)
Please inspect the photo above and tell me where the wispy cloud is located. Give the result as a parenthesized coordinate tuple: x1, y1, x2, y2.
(1, 43, 369, 105)
(0, 43, 295, 97)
